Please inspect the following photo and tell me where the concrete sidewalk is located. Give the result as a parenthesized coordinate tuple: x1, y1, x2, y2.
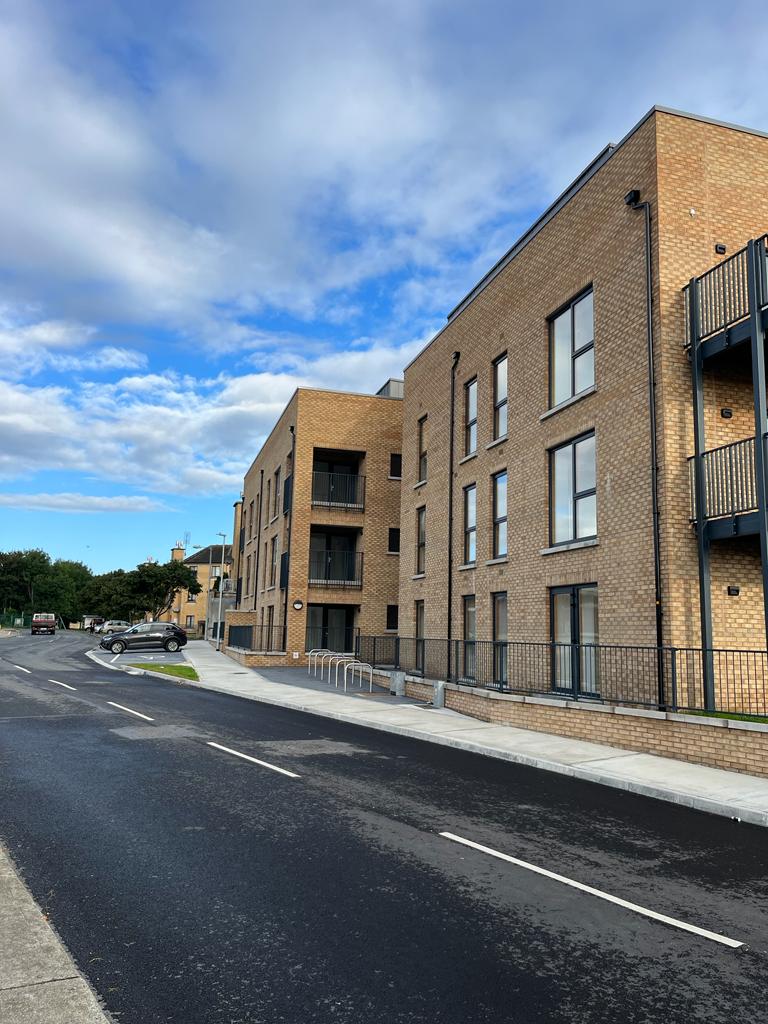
(0, 847, 111, 1023)
(182, 641, 768, 828)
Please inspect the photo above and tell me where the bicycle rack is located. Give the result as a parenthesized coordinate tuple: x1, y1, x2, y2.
(307, 649, 330, 675)
(344, 661, 373, 693)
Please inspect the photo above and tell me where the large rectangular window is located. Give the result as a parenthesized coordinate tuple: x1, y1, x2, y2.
(464, 378, 477, 455)
(463, 485, 477, 563)
(492, 471, 508, 558)
(550, 289, 594, 407)
(550, 433, 596, 544)
(493, 355, 508, 439)
(492, 592, 508, 687)
(416, 507, 426, 573)
(418, 416, 428, 482)
(462, 595, 476, 680)
(551, 584, 599, 695)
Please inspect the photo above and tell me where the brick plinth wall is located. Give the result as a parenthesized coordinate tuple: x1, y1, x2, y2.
(403, 679, 768, 779)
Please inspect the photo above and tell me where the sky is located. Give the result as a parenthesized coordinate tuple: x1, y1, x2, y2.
(2, 0, 768, 573)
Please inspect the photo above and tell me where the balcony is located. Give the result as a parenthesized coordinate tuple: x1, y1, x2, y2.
(688, 436, 761, 533)
(311, 471, 365, 511)
(308, 550, 363, 588)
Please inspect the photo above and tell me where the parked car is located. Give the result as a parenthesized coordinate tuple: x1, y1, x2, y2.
(99, 622, 188, 654)
(100, 620, 132, 635)
(31, 613, 56, 635)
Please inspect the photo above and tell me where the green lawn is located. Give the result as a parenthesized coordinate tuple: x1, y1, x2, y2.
(130, 663, 199, 682)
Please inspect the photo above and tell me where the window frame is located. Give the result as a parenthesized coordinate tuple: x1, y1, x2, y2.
(388, 527, 401, 554)
(549, 431, 596, 546)
(273, 467, 281, 518)
(269, 536, 278, 587)
(493, 353, 508, 439)
(416, 506, 426, 574)
(389, 453, 402, 478)
(463, 484, 477, 564)
(549, 287, 594, 408)
(417, 416, 428, 482)
(386, 605, 399, 631)
(462, 594, 476, 681)
(492, 470, 508, 558)
(492, 591, 508, 687)
(464, 377, 478, 456)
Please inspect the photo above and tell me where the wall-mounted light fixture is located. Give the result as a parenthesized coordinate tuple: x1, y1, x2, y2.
(715, 243, 727, 255)
(721, 408, 733, 419)
(727, 586, 740, 597)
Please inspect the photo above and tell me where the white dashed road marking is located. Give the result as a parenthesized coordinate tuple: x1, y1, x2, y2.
(206, 742, 300, 778)
(49, 679, 77, 691)
(12, 665, 31, 674)
(106, 701, 155, 722)
(439, 832, 743, 949)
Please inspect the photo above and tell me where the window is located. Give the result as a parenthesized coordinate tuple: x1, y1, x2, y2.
(551, 584, 599, 695)
(415, 600, 425, 673)
(493, 354, 508, 439)
(463, 484, 477, 563)
(249, 500, 254, 538)
(265, 480, 271, 523)
(262, 541, 268, 589)
(550, 289, 594, 407)
(266, 605, 274, 639)
(187, 591, 196, 603)
(269, 536, 278, 586)
(418, 416, 427, 482)
(416, 507, 426, 574)
(388, 527, 400, 553)
(185, 615, 195, 628)
(462, 595, 476, 680)
(492, 471, 508, 558)
(550, 433, 596, 544)
(245, 554, 251, 594)
(386, 605, 399, 631)
(492, 592, 508, 687)
(273, 468, 281, 517)
(389, 453, 402, 478)
(464, 378, 477, 455)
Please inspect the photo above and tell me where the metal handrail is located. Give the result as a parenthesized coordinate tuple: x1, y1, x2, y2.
(684, 235, 768, 346)
(311, 471, 365, 509)
(687, 435, 758, 520)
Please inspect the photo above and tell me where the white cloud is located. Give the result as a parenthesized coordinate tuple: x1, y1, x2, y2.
(0, 492, 167, 513)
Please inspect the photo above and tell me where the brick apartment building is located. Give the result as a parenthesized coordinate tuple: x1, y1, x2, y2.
(394, 106, 768, 709)
(158, 542, 232, 634)
(227, 382, 403, 660)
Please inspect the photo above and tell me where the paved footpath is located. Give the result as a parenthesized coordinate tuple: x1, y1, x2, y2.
(0, 847, 111, 1023)
(183, 641, 768, 827)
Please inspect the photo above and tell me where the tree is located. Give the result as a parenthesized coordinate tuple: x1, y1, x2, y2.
(130, 561, 202, 619)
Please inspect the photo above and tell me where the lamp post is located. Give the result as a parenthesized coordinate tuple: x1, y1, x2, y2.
(215, 531, 227, 651)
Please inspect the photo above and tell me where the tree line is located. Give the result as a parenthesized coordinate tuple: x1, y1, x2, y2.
(0, 550, 202, 625)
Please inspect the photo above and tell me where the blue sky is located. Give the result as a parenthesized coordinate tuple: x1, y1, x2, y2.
(1, 0, 767, 573)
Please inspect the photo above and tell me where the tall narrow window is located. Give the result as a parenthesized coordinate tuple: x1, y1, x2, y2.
(245, 554, 251, 594)
(265, 480, 271, 524)
(388, 527, 400, 553)
(418, 416, 428, 482)
(416, 507, 426, 573)
(464, 378, 477, 455)
(269, 536, 278, 586)
(462, 595, 476, 680)
(463, 485, 477, 563)
(273, 468, 281, 517)
(551, 584, 599, 695)
(493, 355, 508, 439)
(386, 605, 399, 631)
(492, 592, 508, 687)
(262, 541, 268, 588)
(492, 471, 508, 558)
(389, 453, 402, 478)
(550, 289, 594, 407)
(550, 432, 596, 544)
(414, 600, 425, 673)
(248, 500, 254, 538)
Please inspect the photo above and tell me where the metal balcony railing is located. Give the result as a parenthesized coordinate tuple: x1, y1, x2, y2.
(308, 550, 363, 587)
(688, 436, 758, 521)
(684, 235, 768, 346)
(311, 471, 365, 510)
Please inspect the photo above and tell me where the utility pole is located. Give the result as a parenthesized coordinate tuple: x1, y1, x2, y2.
(215, 532, 227, 651)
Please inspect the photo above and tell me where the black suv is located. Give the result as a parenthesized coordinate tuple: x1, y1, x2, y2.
(100, 622, 187, 654)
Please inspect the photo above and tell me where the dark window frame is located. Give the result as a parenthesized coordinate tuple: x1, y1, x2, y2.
(389, 453, 402, 478)
(548, 286, 594, 408)
(273, 467, 281, 518)
(386, 605, 399, 631)
(416, 506, 426, 574)
(463, 483, 477, 564)
(493, 353, 508, 439)
(549, 583, 599, 696)
(492, 591, 508, 687)
(492, 470, 508, 558)
(464, 377, 478, 455)
(388, 527, 401, 554)
(417, 416, 428, 482)
(549, 430, 596, 546)
(462, 594, 476, 681)
(269, 536, 278, 587)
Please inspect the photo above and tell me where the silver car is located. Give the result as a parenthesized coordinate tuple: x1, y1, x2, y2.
(100, 620, 132, 635)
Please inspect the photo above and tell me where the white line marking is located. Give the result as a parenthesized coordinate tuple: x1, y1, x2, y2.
(12, 665, 31, 674)
(206, 742, 300, 778)
(49, 679, 76, 691)
(439, 832, 743, 949)
(110, 655, 120, 663)
(106, 701, 154, 722)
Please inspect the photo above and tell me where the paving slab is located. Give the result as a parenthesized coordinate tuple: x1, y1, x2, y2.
(180, 641, 768, 827)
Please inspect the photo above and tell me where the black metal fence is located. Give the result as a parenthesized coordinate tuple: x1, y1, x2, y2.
(311, 471, 365, 510)
(356, 636, 768, 716)
(227, 624, 285, 652)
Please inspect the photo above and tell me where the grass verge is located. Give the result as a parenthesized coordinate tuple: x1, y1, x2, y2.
(680, 708, 768, 724)
(130, 663, 199, 681)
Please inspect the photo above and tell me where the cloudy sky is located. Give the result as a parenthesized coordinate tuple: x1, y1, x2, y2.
(1, 0, 766, 572)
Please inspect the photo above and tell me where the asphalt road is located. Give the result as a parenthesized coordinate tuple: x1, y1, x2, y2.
(2, 631, 768, 1023)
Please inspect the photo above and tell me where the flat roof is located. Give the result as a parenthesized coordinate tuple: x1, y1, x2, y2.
(404, 105, 768, 371)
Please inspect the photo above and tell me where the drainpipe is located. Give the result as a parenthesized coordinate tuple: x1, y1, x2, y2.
(626, 190, 665, 706)
(253, 470, 264, 614)
(447, 351, 461, 682)
(281, 425, 296, 652)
